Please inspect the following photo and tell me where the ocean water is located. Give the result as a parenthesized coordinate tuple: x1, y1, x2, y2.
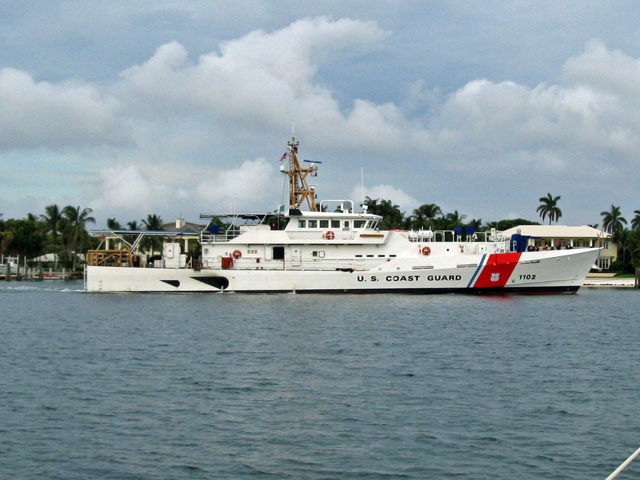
(1, 281, 639, 480)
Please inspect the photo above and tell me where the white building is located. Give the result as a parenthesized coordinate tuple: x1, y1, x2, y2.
(502, 225, 615, 270)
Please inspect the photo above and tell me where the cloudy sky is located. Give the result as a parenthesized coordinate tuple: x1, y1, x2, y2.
(1, 1, 639, 227)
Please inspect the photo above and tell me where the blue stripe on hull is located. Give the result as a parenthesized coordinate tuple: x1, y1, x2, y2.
(467, 253, 487, 288)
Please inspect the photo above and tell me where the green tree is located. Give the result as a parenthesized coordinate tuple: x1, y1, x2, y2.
(364, 197, 405, 230)
(612, 228, 633, 273)
(107, 218, 122, 230)
(486, 218, 540, 231)
(631, 229, 640, 268)
(442, 210, 467, 230)
(410, 203, 442, 229)
(600, 204, 627, 233)
(142, 214, 164, 231)
(141, 214, 165, 255)
(0, 227, 13, 257)
(631, 209, 640, 231)
(41, 204, 63, 269)
(127, 220, 140, 230)
(62, 206, 96, 271)
(3, 218, 44, 259)
(536, 193, 562, 224)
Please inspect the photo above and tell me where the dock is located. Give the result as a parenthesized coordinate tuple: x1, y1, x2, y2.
(583, 273, 638, 288)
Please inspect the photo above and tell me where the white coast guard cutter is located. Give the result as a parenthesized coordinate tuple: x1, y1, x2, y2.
(85, 136, 600, 293)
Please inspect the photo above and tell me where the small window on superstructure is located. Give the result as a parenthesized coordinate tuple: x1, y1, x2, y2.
(331, 219, 340, 228)
(308, 219, 317, 228)
(354, 220, 366, 229)
(343, 221, 350, 230)
(298, 220, 306, 228)
(320, 220, 329, 228)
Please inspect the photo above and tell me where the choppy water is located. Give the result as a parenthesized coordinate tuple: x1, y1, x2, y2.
(1, 281, 639, 479)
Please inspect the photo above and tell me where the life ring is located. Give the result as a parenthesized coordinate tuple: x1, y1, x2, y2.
(421, 246, 431, 256)
(325, 231, 335, 240)
(232, 249, 242, 259)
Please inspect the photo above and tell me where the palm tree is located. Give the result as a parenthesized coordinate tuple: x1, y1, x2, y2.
(107, 218, 122, 230)
(141, 214, 164, 255)
(142, 214, 164, 231)
(537, 193, 562, 224)
(127, 220, 140, 230)
(600, 204, 627, 233)
(41, 204, 63, 269)
(411, 203, 442, 229)
(631, 209, 640, 231)
(612, 228, 632, 273)
(0, 229, 13, 257)
(62, 206, 96, 271)
(443, 210, 467, 229)
(364, 197, 405, 230)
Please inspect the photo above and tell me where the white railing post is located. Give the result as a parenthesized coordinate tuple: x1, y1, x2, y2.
(605, 446, 640, 480)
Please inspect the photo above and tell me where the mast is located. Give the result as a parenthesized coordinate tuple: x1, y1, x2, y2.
(281, 136, 319, 211)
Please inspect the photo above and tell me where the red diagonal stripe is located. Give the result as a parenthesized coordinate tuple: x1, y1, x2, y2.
(473, 253, 521, 288)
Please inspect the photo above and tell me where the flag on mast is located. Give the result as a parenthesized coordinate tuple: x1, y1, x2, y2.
(280, 152, 287, 162)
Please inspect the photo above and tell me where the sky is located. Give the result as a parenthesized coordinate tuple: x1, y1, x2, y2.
(1, 0, 639, 228)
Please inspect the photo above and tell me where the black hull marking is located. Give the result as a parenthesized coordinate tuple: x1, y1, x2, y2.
(191, 276, 230, 290)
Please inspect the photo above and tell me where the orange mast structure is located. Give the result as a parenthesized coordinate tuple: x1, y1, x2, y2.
(281, 136, 318, 211)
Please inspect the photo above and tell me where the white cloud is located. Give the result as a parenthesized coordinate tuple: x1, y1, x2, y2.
(91, 165, 154, 211)
(4, 15, 640, 225)
(0, 68, 127, 150)
(353, 184, 419, 213)
(118, 17, 392, 149)
(429, 41, 640, 177)
(196, 157, 279, 210)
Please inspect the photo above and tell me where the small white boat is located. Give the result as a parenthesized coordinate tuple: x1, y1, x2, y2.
(1, 256, 19, 276)
(86, 136, 600, 294)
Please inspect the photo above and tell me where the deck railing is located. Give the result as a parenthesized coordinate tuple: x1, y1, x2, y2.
(87, 250, 133, 267)
(201, 230, 243, 243)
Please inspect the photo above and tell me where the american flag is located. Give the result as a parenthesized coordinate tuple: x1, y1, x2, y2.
(280, 152, 288, 162)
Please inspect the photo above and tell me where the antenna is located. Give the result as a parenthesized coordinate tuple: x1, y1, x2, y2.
(361, 162, 365, 212)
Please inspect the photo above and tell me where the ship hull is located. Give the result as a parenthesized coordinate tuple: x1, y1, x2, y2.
(86, 248, 600, 294)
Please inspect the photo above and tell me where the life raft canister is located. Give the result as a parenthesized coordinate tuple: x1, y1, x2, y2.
(421, 246, 431, 256)
(232, 249, 242, 259)
(325, 231, 335, 240)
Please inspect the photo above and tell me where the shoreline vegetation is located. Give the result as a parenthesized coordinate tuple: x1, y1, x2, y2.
(1, 197, 640, 276)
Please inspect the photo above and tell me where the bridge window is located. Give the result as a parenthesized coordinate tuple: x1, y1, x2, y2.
(298, 220, 306, 228)
(308, 220, 317, 228)
(354, 220, 366, 229)
(320, 220, 329, 228)
(331, 220, 340, 228)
